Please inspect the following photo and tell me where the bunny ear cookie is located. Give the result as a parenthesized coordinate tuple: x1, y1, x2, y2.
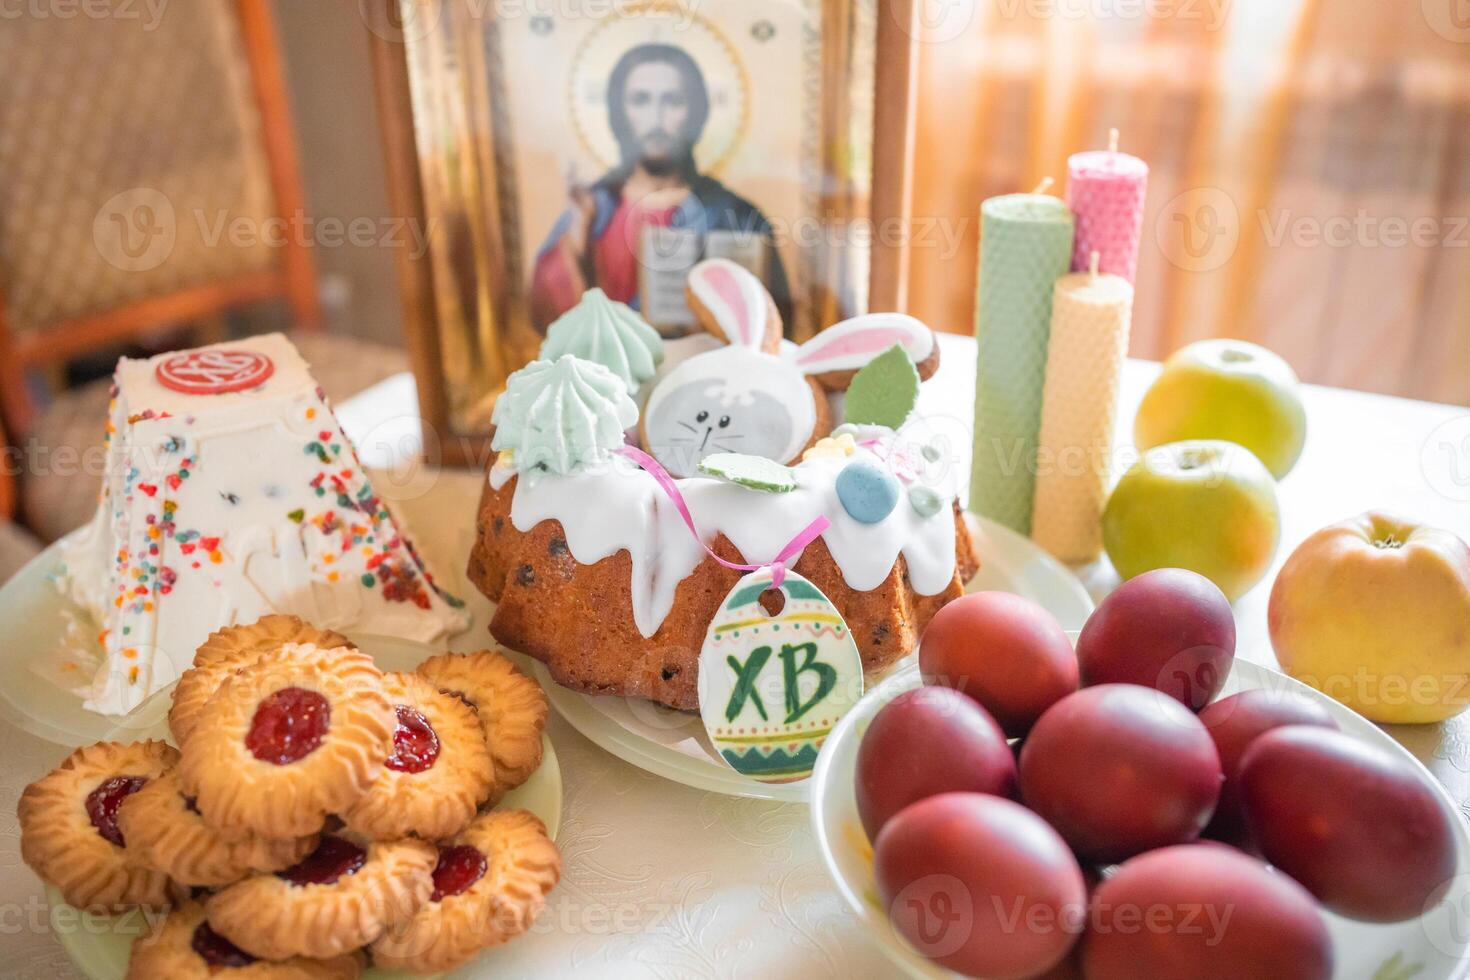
(792, 312, 940, 390)
(685, 258, 783, 354)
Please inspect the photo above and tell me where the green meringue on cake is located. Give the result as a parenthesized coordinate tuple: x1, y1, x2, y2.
(492, 355, 637, 475)
(539, 288, 664, 393)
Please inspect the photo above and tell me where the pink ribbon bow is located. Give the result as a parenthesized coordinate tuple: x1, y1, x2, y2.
(616, 445, 828, 590)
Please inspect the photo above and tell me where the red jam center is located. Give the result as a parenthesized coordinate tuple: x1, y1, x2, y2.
(85, 775, 148, 847)
(431, 844, 487, 901)
(245, 687, 330, 765)
(190, 921, 257, 968)
(386, 704, 440, 773)
(277, 835, 366, 887)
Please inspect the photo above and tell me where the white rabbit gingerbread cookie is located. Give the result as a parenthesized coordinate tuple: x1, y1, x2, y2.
(641, 259, 939, 477)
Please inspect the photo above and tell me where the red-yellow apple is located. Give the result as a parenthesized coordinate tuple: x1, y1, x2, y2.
(1269, 512, 1470, 723)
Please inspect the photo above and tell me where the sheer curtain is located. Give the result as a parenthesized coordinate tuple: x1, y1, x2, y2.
(906, 0, 1470, 405)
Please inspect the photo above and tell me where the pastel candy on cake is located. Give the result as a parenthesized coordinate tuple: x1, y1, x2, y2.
(835, 459, 902, 525)
(539, 288, 664, 393)
(59, 334, 468, 716)
(491, 355, 637, 475)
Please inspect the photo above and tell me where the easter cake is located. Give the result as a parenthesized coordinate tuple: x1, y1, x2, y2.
(468, 261, 979, 711)
(58, 334, 468, 716)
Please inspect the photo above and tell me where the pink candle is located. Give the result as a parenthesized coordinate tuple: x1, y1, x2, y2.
(1066, 130, 1149, 283)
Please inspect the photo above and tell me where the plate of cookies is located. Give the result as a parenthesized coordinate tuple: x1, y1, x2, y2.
(18, 618, 563, 979)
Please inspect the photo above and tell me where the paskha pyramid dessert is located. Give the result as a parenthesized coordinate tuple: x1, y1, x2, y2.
(59, 334, 467, 716)
(469, 265, 979, 711)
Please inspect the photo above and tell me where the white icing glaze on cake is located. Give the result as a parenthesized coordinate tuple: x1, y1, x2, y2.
(493, 438, 958, 639)
(60, 333, 468, 716)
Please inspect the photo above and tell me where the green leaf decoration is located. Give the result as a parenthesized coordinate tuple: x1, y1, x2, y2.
(844, 344, 920, 429)
(698, 452, 797, 493)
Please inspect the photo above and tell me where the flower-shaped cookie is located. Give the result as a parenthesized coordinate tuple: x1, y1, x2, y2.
(341, 672, 493, 841)
(370, 809, 562, 973)
(179, 643, 394, 840)
(416, 650, 548, 800)
(207, 834, 435, 960)
(170, 616, 351, 746)
(19, 740, 179, 909)
(126, 899, 365, 979)
(117, 769, 318, 887)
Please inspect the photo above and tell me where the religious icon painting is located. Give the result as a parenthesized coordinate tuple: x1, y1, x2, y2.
(374, 0, 915, 463)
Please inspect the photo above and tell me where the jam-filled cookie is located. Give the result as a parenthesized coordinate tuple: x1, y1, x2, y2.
(170, 616, 352, 746)
(127, 899, 365, 979)
(370, 809, 562, 974)
(416, 650, 548, 800)
(19, 740, 179, 910)
(341, 672, 493, 841)
(117, 769, 318, 887)
(179, 643, 394, 840)
(207, 833, 435, 961)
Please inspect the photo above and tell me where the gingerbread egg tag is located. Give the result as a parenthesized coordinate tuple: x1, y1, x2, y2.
(697, 568, 864, 783)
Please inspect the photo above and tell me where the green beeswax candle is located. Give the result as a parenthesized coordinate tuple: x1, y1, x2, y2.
(971, 192, 1075, 535)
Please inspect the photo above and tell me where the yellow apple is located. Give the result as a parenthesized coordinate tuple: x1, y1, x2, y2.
(1102, 440, 1280, 602)
(1269, 512, 1470, 724)
(1135, 340, 1307, 479)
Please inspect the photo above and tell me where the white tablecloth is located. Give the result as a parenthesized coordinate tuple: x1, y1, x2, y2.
(4, 335, 1469, 978)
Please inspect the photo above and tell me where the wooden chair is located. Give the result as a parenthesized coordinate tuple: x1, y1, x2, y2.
(0, 0, 410, 541)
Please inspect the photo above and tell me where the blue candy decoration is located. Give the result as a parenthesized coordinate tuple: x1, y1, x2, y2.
(835, 459, 901, 524)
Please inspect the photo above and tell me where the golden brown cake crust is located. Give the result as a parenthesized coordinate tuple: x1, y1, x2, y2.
(469, 474, 978, 711)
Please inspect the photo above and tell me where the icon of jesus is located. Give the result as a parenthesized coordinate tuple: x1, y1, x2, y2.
(529, 42, 791, 333)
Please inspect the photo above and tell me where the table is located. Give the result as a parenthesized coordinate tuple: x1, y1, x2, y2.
(3, 335, 1468, 978)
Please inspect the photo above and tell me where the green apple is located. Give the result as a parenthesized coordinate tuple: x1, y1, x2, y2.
(1103, 440, 1280, 602)
(1135, 340, 1307, 479)
(1270, 512, 1470, 723)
